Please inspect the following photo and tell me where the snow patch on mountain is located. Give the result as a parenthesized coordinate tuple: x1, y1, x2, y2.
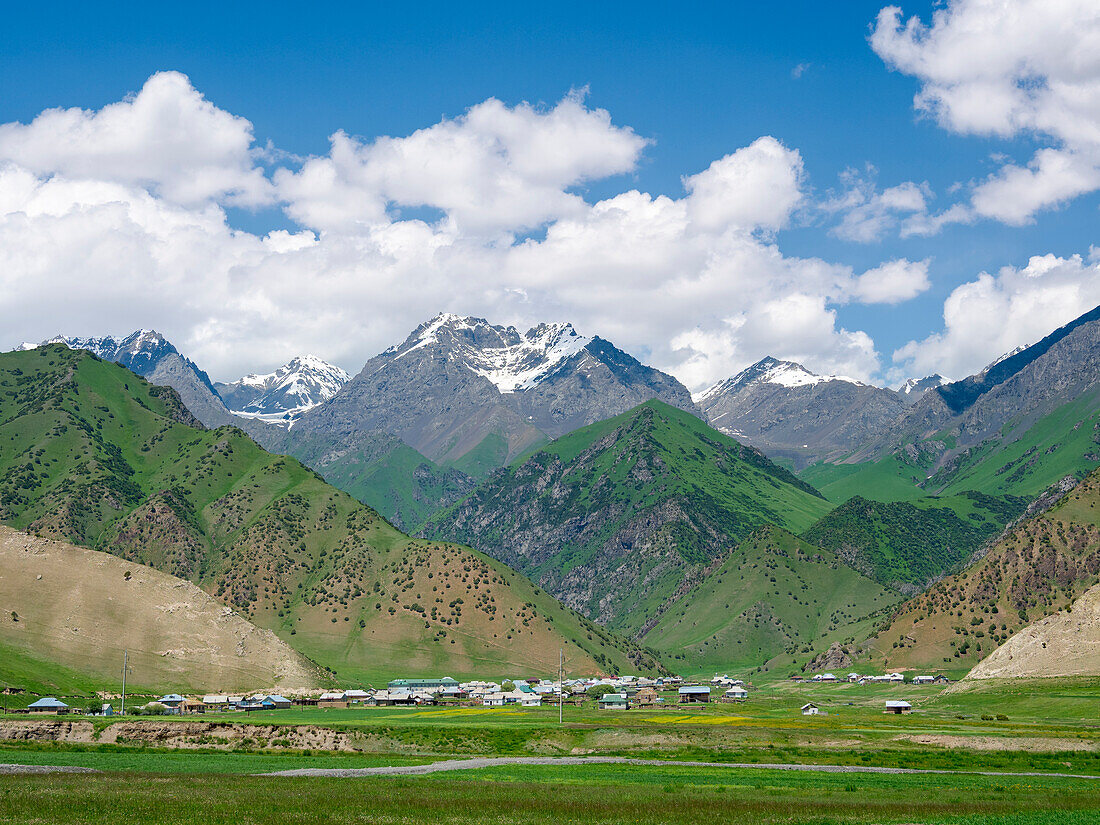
(696, 356, 864, 402)
(900, 375, 945, 395)
(218, 355, 349, 425)
(384, 313, 593, 394)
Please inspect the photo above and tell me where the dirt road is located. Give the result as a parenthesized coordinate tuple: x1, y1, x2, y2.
(260, 755, 1100, 779)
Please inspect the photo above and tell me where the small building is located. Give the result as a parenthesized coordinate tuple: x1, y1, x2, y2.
(181, 698, 207, 714)
(801, 703, 821, 716)
(885, 700, 912, 714)
(722, 686, 748, 701)
(598, 693, 629, 710)
(933, 674, 950, 685)
(344, 689, 370, 703)
(482, 692, 507, 707)
(912, 675, 935, 685)
(158, 694, 185, 713)
(203, 694, 230, 709)
(370, 690, 412, 706)
(27, 697, 68, 714)
(678, 686, 711, 704)
(263, 695, 292, 709)
(318, 691, 349, 709)
(634, 687, 659, 706)
(387, 677, 459, 691)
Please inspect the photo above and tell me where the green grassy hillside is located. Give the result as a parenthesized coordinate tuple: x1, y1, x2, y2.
(0, 345, 662, 684)
(643, 526, 899, 676)
(425, 400, 832, 635)
(799, 492, 1028, 592)
(278, 430, 474, 531)
(799, 387, 1100, 506)
(855, 469, 1100, 675)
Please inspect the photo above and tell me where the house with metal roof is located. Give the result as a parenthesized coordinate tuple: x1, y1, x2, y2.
(387, 677, 459, 691)
(722, 686, 748, 701)
(678, 685, 711, 703)
(27, 697, 69, 713)
(598, 693, 629, 710)
(885, 700, 912, 714)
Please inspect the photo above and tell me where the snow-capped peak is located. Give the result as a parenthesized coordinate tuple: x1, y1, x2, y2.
(219, 355, 350, 426)
(697, 356, 863, 401)
(383, 313, 593, 393)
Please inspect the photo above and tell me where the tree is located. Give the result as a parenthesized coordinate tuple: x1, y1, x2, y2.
(501, 681, 516, 692)
(586, 685, 614, 700)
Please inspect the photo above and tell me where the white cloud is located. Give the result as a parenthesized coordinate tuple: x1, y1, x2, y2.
(276, 91, 648, 235)
(0, 72, 272, 207)
(851, 258, 931, 304)
(827, 168, 931, 242)
(892, 251, 1100, 380)
(683, 137, 804, 233)
(872, 0, 1100, 225)
(0, 72, 933, 392)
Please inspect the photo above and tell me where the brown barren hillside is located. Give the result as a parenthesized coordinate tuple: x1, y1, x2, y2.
(967, 582, 1100, 679)
(856, 471, 1100, 674)
(0, 526, 325, 692)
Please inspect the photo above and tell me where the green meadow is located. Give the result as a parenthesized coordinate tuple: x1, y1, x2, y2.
(3, 678, 1100, 822)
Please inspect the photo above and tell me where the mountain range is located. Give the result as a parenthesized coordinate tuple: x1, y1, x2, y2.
(802, 303, 1100, 504)
(0, 344, 660, 684)
(10, 303, 1100, 683)
(288, 313, 699, 468)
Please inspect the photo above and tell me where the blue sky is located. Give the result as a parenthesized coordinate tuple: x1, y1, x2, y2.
(0, 0, 1097, 388)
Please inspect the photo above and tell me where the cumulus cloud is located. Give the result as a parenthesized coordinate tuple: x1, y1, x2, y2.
(0, 72, 933, 391)
(851, 258, 931, 304)
(872, 0, 1100, 225)
(683, 137, 804, 233)
(0, 72, 272, 207)
(892, 251, 1100, 380)
(276, 91, 648, 235)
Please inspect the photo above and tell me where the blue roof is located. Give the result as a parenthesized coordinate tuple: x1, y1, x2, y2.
(265, 695, 289, 703)
(159, 694, 185, 702)
(679, 686, 710, 693)
(28, 697, 68, 708)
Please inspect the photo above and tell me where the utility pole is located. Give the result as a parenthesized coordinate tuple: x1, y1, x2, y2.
(120, 651, 131, 715)
(558, 648, 564, 725)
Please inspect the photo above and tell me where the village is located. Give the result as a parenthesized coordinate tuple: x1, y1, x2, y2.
(9, 669, 948, 717)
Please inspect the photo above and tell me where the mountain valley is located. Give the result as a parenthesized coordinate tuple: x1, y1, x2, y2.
(0, 345, 662, 685)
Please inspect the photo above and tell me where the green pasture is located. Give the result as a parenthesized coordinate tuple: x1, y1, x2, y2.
(2, 763, 1100, 824)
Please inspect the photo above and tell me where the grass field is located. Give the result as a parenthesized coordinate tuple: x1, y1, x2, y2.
(3, 678, 1100, 773)
(2, 763, 1100, 824)
(3, 678, 1100, 822)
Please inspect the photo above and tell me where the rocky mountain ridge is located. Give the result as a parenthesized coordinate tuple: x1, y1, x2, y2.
(697, 356, 907, 468)
(423, 400, 831, 634)
(284, 313, 701, 487)
(216, 355, 350, 426)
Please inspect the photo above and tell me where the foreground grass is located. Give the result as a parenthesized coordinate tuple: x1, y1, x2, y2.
(2, 767, 1100, 825)
(0, 744, 429, 774)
